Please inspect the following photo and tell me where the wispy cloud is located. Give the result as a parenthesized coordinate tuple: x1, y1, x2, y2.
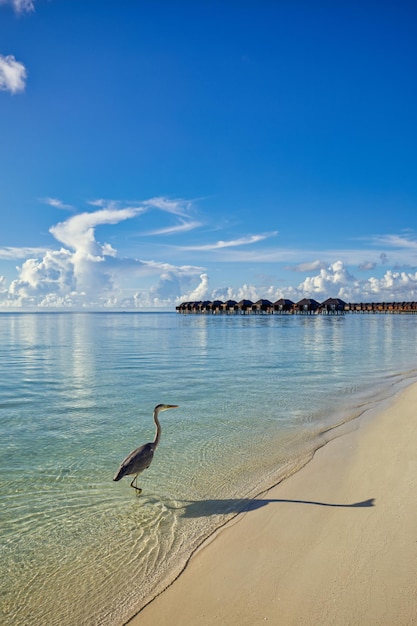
(369, 234, 417, 249)
(146, 220, 203, 236)
(0, 246, 50, 259)
(0, 54, 27, 94)
(0, 0, 34, 14)
(358, 261, 376, 271)
(143, 196, 193, 217)
(42, 197, 74, 211)
(288, 260, 326, 273)
(181, 232, 278, 251)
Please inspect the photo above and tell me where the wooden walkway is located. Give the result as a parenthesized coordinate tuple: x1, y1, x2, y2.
(176, 298, 417, 315)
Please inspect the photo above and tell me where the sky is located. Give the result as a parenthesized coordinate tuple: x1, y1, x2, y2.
(0, 0, 416, 310)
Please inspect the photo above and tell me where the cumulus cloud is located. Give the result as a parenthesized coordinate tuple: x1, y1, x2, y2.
(0, 206, 144, 308)
(188, 260, 417, 307)
(9, 249, 75, 299)
(3, 196, 417, 310)
(363, 270, 417, 299)
(295, 260, 357, 298)
(0, 54, 27, 94)
(49, 207, 140, 255)
(0, 199, 207, 309)
(180, 273, 210, 301)
(46, 207, 145, 297)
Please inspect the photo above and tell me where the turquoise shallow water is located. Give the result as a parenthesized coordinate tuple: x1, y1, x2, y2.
(1, 312, 417, 625)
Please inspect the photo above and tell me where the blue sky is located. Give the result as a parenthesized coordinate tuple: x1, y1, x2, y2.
(0, 0, 416, 309)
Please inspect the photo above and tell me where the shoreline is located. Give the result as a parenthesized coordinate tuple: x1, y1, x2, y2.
(127, 380, 417, 626)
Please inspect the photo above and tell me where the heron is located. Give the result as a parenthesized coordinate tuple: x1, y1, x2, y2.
(113, 404, 179, 494)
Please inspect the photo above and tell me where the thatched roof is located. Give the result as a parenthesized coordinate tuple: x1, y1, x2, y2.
(274, 298, 294, 309)
(238, 299, 254, 308)
(321, 298, 347, 307)
(296, 298, 320, 309)
(254, 299, 273, 306)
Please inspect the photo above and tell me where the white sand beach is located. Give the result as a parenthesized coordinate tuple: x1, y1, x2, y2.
(129, 382, 417, 626)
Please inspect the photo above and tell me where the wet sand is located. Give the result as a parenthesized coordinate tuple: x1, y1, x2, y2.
(129, 382, 417, 626)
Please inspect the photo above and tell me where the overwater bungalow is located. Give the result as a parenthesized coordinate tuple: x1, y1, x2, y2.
(237, 299, 254, 314)
(274, 298, 295, 313)
(177, 299, 417, 315)
(295, 298, 321, 314)
(253, 299, 273, 314)
(320, 298, 347, 315)
(208, 300, 223, 314)
(221, 300, 238, 314)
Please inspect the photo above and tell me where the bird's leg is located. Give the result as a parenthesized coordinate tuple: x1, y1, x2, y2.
(130, 475, 142, 495)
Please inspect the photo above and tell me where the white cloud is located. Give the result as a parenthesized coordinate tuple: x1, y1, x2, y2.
(180, 273, 210, 301)
(364, 270, 417, 299)
(0, 54, 27, 94)
(190, 261, 417, 306)
(0, 199, 207, 309)
(9, 249, 75, 296)
(47, 207, 144, 297)
(295, 260, 357, 298)
(0, 0, 34, 14)
(50, 207, 140, 255)
(3, 195, 417, 310)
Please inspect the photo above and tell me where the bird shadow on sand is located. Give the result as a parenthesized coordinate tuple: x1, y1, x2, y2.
(173, 497, 375, 518)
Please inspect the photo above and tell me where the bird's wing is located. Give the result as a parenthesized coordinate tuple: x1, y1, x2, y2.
(113, 443, 155, 480)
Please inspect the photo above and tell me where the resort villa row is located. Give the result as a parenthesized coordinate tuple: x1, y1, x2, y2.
(176, 298, 417, 315)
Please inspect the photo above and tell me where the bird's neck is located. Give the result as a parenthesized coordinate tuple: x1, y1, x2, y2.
(153, 411, 161, 447)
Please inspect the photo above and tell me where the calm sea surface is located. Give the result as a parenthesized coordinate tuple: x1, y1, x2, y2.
(2, 312, 417, 625)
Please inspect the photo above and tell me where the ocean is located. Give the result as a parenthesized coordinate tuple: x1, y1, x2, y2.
(1, 311, 417, 625)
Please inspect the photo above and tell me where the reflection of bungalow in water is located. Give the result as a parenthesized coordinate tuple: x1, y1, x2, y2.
(295, 298, 321, 314)
(320, 298, 347, 315)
